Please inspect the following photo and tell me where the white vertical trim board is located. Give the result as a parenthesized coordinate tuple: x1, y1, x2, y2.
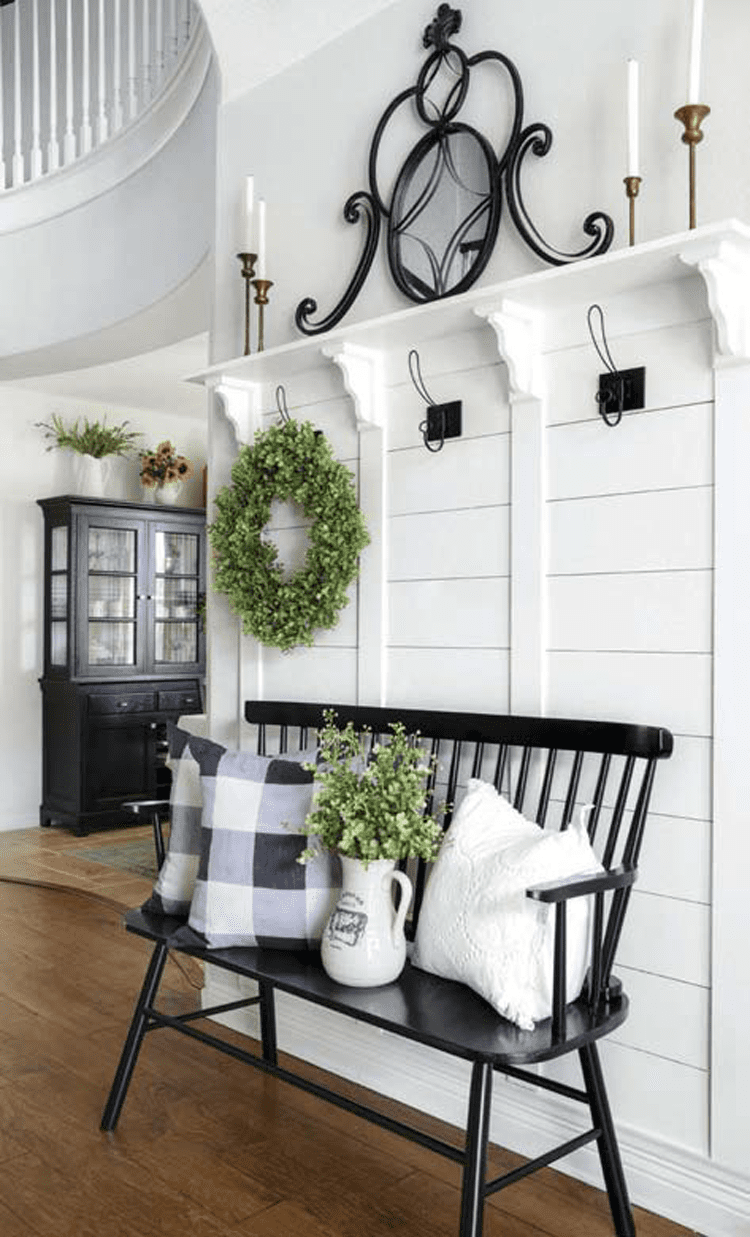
(710, 361, 750, 1172)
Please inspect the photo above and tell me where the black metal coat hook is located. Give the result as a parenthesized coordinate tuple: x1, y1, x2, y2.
(587, 304, 646, 428)
(408, 348, 462, 452)
(276, 385, 291, 425)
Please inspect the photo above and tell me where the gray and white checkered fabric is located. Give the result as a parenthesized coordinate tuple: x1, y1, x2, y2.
(141, 722, 203, 918)
(171, 737, 340, 951)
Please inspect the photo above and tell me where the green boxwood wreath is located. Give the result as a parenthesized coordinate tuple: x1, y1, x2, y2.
(209, 420, 370, 652)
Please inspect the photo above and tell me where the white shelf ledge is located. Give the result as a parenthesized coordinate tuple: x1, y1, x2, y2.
(189, 219, 750, 394)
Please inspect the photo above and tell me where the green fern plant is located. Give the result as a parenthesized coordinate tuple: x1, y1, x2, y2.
(36, 413, 142, 458)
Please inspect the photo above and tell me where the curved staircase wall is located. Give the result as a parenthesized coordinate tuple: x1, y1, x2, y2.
(0, 10, 216, 368)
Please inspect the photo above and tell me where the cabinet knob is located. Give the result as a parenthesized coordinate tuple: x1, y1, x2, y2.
(117, 700, 129, 708)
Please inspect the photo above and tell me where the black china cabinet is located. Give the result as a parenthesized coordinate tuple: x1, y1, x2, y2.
(37, 496, 206, 835)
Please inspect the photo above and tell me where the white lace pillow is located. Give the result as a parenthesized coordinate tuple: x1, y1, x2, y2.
(412, 779, 603, 1030)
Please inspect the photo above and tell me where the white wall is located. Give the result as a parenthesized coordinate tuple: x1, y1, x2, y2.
(0, 387, 207, 832)
(201, 3, 750, 1233)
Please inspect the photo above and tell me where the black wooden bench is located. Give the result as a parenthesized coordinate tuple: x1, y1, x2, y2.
(101, 701, 673, 1237)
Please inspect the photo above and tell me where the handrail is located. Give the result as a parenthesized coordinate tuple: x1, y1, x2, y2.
(0, 0, 200, 191)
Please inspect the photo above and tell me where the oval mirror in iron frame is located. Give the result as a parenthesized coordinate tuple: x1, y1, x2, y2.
(387, 121, 502, 304)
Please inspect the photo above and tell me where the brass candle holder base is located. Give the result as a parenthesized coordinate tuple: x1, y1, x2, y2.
(623, 175, 642, 247)
(237, 252, 257, 355)
(252, 278, 274, 353)
(674, 103, 710, 230)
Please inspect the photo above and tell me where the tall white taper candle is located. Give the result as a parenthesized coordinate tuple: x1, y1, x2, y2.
(688, 0, 704, 102)
(627, 58, 639, 177)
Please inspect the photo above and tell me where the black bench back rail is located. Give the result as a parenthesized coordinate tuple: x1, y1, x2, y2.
(249, 701, 673, 1026)
(102, 702, 673, 1237)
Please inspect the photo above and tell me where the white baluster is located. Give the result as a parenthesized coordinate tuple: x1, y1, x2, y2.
(63, 0, 76, 164)
(0, 13, 6, 191)
(154, 0, 163, 91)
(30, 0, 43, 179)
(80, 0, 93, 153)
(12, 1, 24, 186)
(142, 0, 151, 105)
(127, 0, 138, 120)
(169, 0, 178, 63)
(112, 0, 123, 132)
(47, 0, 60, 171)
(96, 0, 108, 143)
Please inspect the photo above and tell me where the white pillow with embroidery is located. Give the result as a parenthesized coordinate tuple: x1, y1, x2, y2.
(412, 779, 603, 1030)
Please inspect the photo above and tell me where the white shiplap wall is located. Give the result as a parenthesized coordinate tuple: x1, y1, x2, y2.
(205, 239, 750, 1231)
(539, 307, 714, 1155)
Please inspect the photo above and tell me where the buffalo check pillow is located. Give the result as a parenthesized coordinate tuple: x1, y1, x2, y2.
(171, 736, 340, 951)
(141, 722, 204, 919)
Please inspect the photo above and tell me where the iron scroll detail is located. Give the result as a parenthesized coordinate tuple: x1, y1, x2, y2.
(294, 4, 614, 337)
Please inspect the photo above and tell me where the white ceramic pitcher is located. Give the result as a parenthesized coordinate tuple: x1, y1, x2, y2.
(321, 855, 413, 987)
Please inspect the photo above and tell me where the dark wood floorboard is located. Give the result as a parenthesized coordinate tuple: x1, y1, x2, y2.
(0, 826, 699, 1237)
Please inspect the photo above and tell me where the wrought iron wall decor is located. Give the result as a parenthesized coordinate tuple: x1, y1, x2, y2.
(295, 4, 614, 337)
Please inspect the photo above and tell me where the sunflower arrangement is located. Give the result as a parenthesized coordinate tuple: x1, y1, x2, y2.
(140, 441, 194, 488)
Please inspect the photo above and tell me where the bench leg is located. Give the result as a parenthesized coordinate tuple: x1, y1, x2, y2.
(258, 980, 277, 1066)
(459, 1061, 492, 1237)
(580, 1043, 636, 1237)
(100, 941, 169, 1132)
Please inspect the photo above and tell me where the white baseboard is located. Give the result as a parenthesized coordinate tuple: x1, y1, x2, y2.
(202, 968, 750, 1237)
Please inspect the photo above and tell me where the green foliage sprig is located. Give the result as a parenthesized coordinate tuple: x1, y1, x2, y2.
(209, 420, 370, 652)
(37, 413, 142, 458)
(302, 711, 443, 866)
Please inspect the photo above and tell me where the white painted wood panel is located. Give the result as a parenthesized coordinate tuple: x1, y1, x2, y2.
(542, 1039, 708, 1153)
(386, 361, 510, 451)
(547, 651, 711, 737)
(545, 319, 714, 427)
(381, 329, 503, 387)
(620, 892, 711, 986)
(389, 578, 510, 649)
(638, 813, 711, 904)
(548, 488, 712, 576)
(610, 968, 709, 1071)
(386, 648, 510, 712)
(649, 735, 711, 822)
(260, 646, 357, 702)
(389, 507, 510, 580)
(548, 403, 712, 501)
(548, 570, 712, 653)
(537, 275, 710, 354)
(388, 433, 510, 516)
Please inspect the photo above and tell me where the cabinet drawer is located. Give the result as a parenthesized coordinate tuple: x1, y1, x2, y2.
(158, 689, 201, 713)
(88, 692, 156, 715)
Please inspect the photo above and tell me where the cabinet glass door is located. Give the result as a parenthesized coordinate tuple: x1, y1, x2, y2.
(153, 530, 201, 666)
(86, 525, 138, 667)
(49, 524, 69, 666)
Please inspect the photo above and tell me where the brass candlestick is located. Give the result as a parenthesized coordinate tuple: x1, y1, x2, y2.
(674, 103, 710, 230)
(252, 278, 274, 352)
(623, 175, 642, 247)
(237, 252, 257, 355)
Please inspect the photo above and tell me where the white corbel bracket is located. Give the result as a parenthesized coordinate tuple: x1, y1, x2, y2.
(680, 237, 750, 365)
(474, 299, 545, 402)
(211, 377, 263, 445)
(321, 342, 385, 431)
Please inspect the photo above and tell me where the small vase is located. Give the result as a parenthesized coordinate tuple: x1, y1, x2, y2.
(154, 480, 183, 506)
(71, 453, 113, 497)
(321, 855, 412, 988)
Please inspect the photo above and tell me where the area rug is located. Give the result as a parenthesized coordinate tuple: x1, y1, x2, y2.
(74, 839, 158, 879)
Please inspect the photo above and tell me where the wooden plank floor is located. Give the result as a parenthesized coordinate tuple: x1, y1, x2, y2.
(0, 824, 699, 1237)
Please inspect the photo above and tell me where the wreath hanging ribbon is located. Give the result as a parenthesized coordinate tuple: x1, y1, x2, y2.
(209, 420, 370, 652)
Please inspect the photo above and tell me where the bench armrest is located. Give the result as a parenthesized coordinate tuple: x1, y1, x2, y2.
(525, 864, 637, 904)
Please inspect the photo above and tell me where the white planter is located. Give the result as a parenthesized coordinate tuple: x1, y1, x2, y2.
(71, 453, 113, 497)
(321, 855, 412, 988)
(154, 480, 183, 506)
